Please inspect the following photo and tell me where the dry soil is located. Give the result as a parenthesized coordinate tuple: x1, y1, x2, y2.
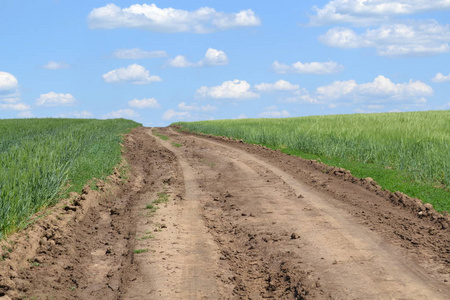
(0, 126, 449, 299)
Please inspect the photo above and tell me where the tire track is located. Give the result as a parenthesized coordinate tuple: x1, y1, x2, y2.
(165, 127, 450, 299)
(147, 129, 232, 299)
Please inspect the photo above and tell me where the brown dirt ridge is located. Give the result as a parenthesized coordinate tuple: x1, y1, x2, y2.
(0, 126, 449, 299)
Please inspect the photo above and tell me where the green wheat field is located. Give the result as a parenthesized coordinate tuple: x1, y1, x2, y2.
(175, 110, 450, 212)
(0, 118, 140, 239)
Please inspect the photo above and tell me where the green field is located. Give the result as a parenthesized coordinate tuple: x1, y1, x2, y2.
(0, 118, 141, 239)
(175, 111, 450, 212)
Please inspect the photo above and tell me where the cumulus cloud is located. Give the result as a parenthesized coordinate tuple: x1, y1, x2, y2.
(112, 48, 168, 59)
(43, 61, 70, 70)
(103, 109, 140, 119)
(0, 71, 30, 109)
(258, 106, 290, 118)
(316, 79, 358, 100)
(319, 20, 450, 56)
(0, 71, 19, 102)
(128, 98, 160, 109)
(0, 71, 18, 91)
(103, 64, 161, 84)
(168, 48, 229, 68)
(167, 55, 195, 68)
(316, 75, 433, 102)
(196, 79, 259, 99)
(201, 48, 229, 66)
(36, 92, 76, 106)
(0, 103, 30, 111)
(309, 0, 450, 26)
(162, 109, 191, 120)
(178, 102, 217, 112)
(88, 3, 260, 33)
(254, 80, 299, 92)
(282, 89, 320, 104)
(432, 73, 450, 83)
(272, 61, 344, 74)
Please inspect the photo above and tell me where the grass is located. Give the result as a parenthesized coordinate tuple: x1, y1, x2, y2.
(171, 142, 183, 147)
(133, 248, 148, 254)
(174, 111, 450, 212)
(154, 192, 169, 204)
(137, 234, 154, 240)
(145, 192, 170, 213)
(153, 131, 169, 140)
(0, 118, 141, 239)
(145, 204, 157, 213)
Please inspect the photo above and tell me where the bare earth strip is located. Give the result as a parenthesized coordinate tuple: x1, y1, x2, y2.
(1, 127, 449, 299)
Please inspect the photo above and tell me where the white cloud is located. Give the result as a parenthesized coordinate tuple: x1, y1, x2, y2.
(309, 0, 450, 26)
(254, 80, 299, 92)
(318, 27, 371, 48)
(282, 88, 320, 104)
(236, 113, 248, 119)
(162, 109, 191, 120)
(0, 103, 30, 111)
(36, 92, 76, 106)
(319, 21, 450, 56)
(112, 48, 168, 59)
(316, 75, 433, 102)
(357, 76, 432, 99)
(88, 3, 260, 33)
(432, 73, 450, 83)
(201, 48, 229, 66)
(178, 102, 217, 112)
(0, 72, 19, 92)
(272, 60, 344, 74)
(43, 61, 70, 70)
(167, 48, 228, 68)
(0, 72, 20, 103)
(102, 64, 161, 84)
(259, 107, 290, 118)
(196, 79, 259, 99)
(103, 109, 140, 119)
(167, 55, 196, 68)
(17, 111, 34, 118)
(128, 98, 160, 109)
(316, 79, 358, 100)
(0, 71, 22, 105)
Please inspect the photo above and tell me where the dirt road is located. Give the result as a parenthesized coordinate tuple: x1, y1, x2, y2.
(1, 127, 449, 299)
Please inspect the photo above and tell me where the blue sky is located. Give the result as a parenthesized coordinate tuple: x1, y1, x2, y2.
(1, 0, 449, 126)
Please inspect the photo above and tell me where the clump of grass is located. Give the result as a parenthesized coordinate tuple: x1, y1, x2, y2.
(145, 192, 169, 213)
(154, 192, 169, 204)
(0, 118, 141, 239)
(137, 234, 154, 240)
(171, 142, 182, 147)
(133, 248, 148, 254)
(152, 131, 169, 141)
(174, 111, 450, 212)
(145, 204, 157, 213)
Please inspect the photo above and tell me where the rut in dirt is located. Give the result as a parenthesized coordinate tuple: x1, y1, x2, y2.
(1, 126, 449, 300)
(142, 126, 449, 299)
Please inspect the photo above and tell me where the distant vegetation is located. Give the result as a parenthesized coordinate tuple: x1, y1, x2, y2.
(0, 118, 141, 238)
(175, 111, 450, 212)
